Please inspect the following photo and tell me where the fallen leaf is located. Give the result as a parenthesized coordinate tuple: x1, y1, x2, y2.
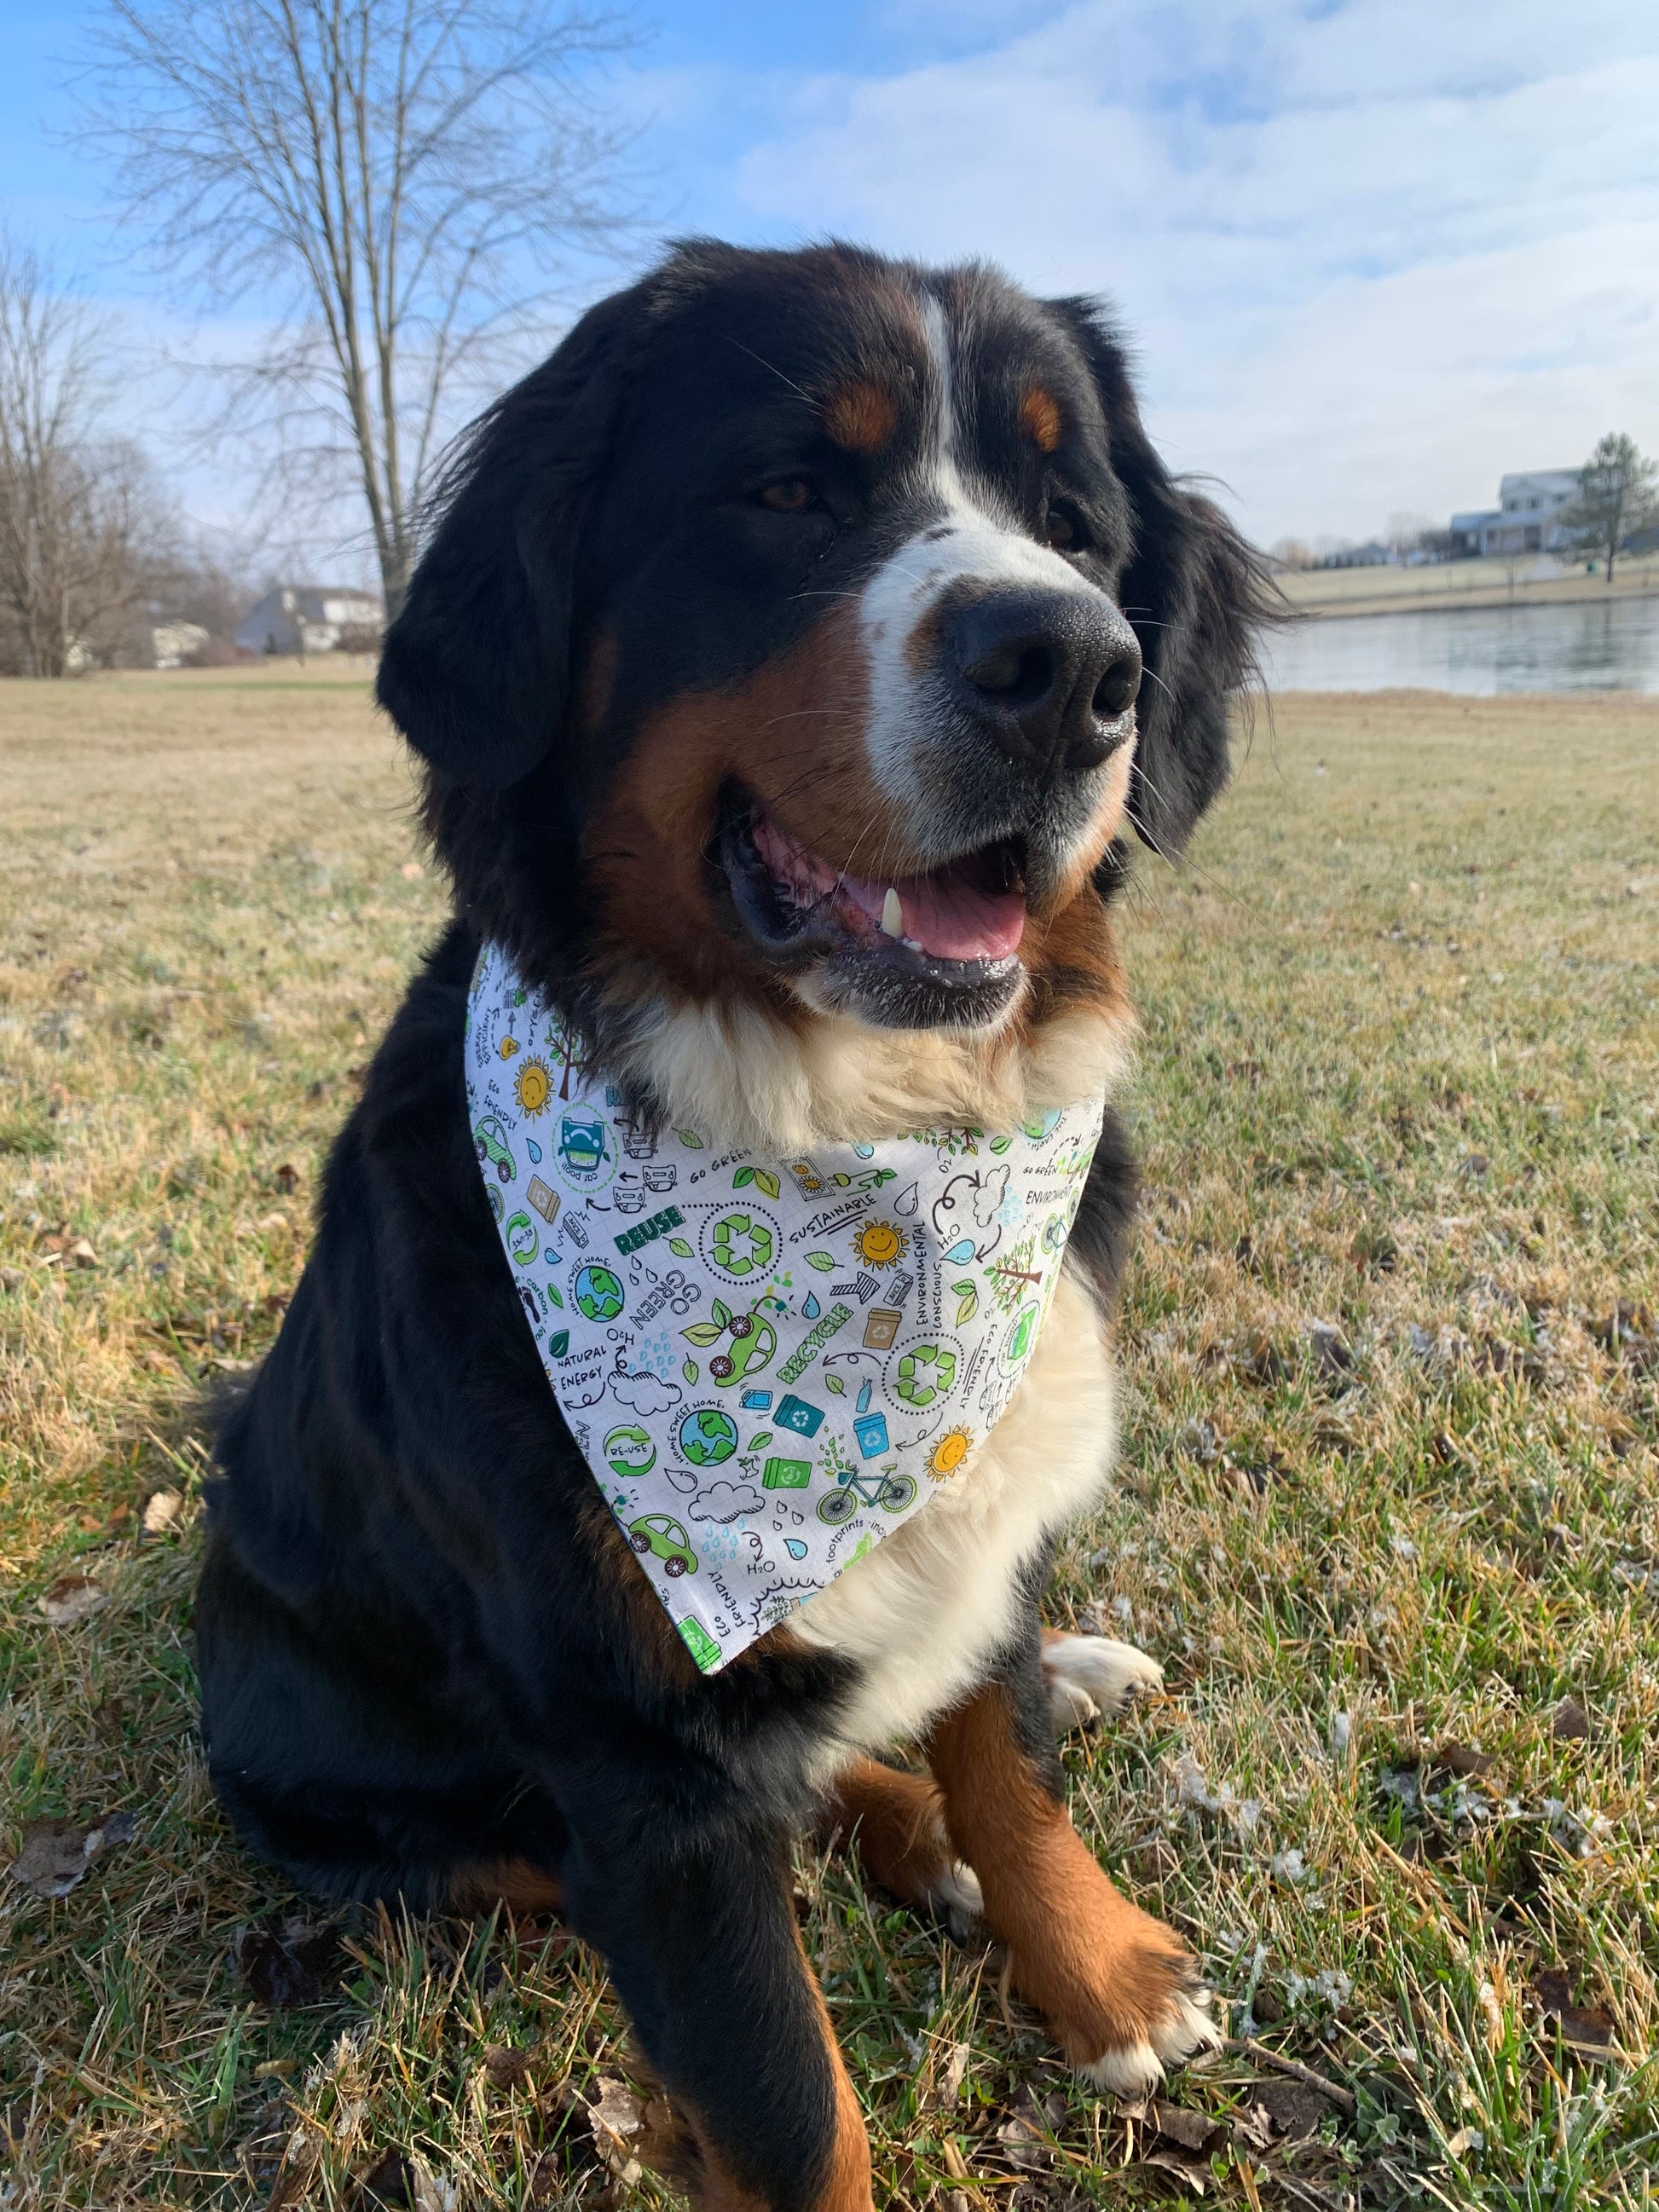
(1231, 2099, 1276, 2154)
(1307, 1320, 1352, 1377)
(1152, 2099, 1225, 2154)
(67, 1238, 98, 1267)
(1552, 1696, 1591, 1741)
(408, 2162, 458, 2212)
(587, 2075, 645, 2184)
(1431, 1741, 1495, 1780)
(481, 2044, 537, 2090)
(932, 2040, 971, 2107)
(1137, 2148, 1209, 2194)
(991, 2110, 1051, 2172)
(39, 1574, 108, 1626)
(1534, 1968, 1616, 2056)
(8, 1810, 135, 1897)
(237, 1919, 342, 2008)
(142, 1487, 183, 1534)
(1246, 2078, 1332, 2140)
(356, 2147, 413, 2206)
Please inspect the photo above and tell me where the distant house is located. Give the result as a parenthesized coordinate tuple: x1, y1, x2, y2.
(234, 586, 384, 657)
(1312, 541, 1391, 569)
(147, 621, 211, 669)
(1448, 471, 1580, 559)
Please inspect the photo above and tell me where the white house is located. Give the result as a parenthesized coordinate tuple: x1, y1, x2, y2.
(234, 586, 384, 657)
(148, 621, 211, 668)
(1448, 471, 1581, 559)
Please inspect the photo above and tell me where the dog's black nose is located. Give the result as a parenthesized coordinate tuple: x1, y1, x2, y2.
(951, 589, 1142, 777)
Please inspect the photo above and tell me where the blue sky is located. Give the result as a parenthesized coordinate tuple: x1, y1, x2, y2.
(4, 0, 1657, 562)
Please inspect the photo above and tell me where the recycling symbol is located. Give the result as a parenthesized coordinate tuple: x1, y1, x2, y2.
(893, 1342, 957, 1409)
(707, 1208, 777, 1280)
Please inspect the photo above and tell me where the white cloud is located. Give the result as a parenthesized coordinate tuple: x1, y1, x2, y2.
(610, 1366, 684, 1416)
(688, 1480, 765, 1523)
(715, 0, 1659, 542)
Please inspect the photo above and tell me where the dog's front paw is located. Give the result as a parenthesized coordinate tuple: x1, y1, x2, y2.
(1041, 1632, 1164, 1732)
(1072, 1959, 1220, 2095)
(1004, 1869, 1219, 2099)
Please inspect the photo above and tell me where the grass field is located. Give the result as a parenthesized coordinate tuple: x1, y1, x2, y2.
(2, 666, 1656, 2210)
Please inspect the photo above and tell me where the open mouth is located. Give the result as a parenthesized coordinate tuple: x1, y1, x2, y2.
(716, 788, 1029, 1026)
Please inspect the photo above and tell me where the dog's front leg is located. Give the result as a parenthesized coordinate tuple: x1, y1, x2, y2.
(562, 1814, 872, 2212)
(926, 1639, 1217, 2096)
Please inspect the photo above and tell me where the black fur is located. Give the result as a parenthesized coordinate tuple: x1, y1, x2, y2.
(1046, 297, 1282, 868)
(201, 240, 1264, 2205)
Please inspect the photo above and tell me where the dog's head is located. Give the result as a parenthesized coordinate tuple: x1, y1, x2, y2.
(379, 242, 1270, 1120)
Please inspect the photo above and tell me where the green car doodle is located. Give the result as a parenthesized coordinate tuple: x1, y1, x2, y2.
(708, 1312, 777, 1387)
(629, 1513, 697, 1577)
(474, 1113, 515, 1182)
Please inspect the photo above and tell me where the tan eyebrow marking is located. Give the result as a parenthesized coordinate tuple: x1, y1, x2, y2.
(824, 379, 900, 455)
(1020, 386, 1063, 454)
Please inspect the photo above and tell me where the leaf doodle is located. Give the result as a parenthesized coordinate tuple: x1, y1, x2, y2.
(668, 1237, 693, 1257)
(806, 1250, 835, 1272)
(732, 1166, 754, 1188)
(952, 1277, 979, 1327)
(681, 1321, 725, 1347)
(683, 1360, 698, 1383)
(752, 1169, 781, 1199)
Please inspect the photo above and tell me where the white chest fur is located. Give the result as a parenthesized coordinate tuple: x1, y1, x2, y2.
(792, 1264, 1116, 1765)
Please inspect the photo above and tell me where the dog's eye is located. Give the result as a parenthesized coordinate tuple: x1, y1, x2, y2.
(757, 477, 817, 513)
(1044, 504, 1086, 552)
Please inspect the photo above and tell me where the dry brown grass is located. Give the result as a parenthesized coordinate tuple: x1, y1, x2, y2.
(2, 670, 1656, 2207)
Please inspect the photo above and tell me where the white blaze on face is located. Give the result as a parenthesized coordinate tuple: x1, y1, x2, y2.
(858, 292, 1104, 825)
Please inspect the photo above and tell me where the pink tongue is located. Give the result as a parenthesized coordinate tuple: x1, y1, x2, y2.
(841, 867, 1026, 962)
(751, 814, 1026, 962)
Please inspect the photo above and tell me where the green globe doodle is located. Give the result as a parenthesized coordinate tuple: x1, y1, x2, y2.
(710, 1210, 775, 1278)
(1002, 1301, 1041, 1372)
(678, 1407, 738, 1466)
(893, 1343, 957, 1409)
(573, 1263, 624, 1323)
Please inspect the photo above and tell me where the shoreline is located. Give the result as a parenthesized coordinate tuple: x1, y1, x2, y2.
(1289, 581, 1659, 621)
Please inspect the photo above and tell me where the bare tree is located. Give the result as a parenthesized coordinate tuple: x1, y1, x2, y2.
(78, 0, 642, 618)
(0, 234, 172, 677)
(1557, 433, 1659, 586)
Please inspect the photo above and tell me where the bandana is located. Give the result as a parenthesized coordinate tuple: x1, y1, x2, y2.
(465, 941, 1105, 1673)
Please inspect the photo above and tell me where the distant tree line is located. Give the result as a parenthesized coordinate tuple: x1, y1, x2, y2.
(0, 233, 264, 676)
(3, 0, 642, 677)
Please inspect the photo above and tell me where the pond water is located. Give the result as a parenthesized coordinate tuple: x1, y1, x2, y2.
(1261, 592, 1659, 696)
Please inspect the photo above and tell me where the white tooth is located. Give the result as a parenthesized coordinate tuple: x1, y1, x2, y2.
(881, 887, 904, 938)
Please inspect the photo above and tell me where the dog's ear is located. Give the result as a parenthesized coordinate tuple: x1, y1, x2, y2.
(376, 283, 643, 789)
(1048, 297, 1280, 862)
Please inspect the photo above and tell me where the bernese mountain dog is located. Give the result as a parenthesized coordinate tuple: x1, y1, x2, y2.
(198, 240, 1271, 2209)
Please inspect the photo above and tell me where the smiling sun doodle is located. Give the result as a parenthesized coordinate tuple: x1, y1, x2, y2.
(928, 1428, 973, 1479)
(853, 1219, 905, 1268)
(514, 1056, 552, 1116)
